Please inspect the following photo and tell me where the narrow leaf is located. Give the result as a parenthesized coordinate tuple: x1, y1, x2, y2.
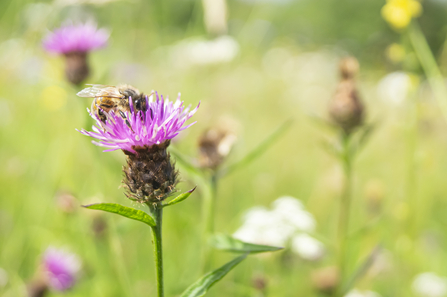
(180, 253, 248, 297)
(83, 203, 155, 227)
(220, 119, 293, 177)
(163, 187, 196, 207)
(211, 234, 283, 253)
(342, 245, 382, 295)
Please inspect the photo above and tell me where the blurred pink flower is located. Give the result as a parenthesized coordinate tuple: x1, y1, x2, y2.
(43, 21, 109, 54)
(43, 247, 81, 291)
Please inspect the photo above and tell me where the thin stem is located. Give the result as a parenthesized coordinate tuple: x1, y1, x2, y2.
(405, 91, 419, 237)
(149, 204, 164, 297)
(336, 133, 353, 296)
(408, 22, 447, 122)
(200, 173, 218, 273)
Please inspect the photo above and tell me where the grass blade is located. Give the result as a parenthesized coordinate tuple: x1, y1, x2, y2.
(219, 119, 293, 177)
(180, 253, 248, 297)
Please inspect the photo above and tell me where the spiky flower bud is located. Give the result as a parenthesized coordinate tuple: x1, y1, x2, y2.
(198, 128, 236, 170)
(123, 141, 178, 202)
(79, 93, 199, 203)
(329, 57, 364, 135)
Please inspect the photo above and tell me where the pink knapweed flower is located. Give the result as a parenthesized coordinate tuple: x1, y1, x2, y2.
(79, 93, 199, 154)
(43, 21, 109, 54)
(43, 247, 81, 291)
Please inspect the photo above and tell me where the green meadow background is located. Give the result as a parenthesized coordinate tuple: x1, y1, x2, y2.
(2, 0, 447, 296)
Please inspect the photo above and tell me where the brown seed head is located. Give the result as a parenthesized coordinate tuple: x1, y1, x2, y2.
(92, 215, 108, 239)
(339, 57, 359, 80)
(251, 275, 267, 291)
(329, 57, 364, 135)
(122, 141, 178, 203)
(311, 266, 340, 295)
(27, 279, 48, 297)
(64, 51, 89, 86)
(198, 128, 236, 170)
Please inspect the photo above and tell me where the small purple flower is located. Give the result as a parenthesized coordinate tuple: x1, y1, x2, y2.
(43, 21, 109, 55)
(79, 93, 200, 154)
(43, 247, 81, 291)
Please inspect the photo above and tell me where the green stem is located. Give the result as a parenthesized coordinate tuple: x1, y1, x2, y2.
(408, 22, 447, 122)
(149, 204, 164, 297)
(336, 133, 353, 295)
(201, 173, 218, 273)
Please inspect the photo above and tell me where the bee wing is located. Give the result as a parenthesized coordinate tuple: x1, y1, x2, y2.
(77, 85, 121, 98)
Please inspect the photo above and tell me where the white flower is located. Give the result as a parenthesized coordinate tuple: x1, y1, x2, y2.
(345, 289, 381, 297)
(233, 207, 294, 246)
(412, 272, 447, 297)
(233, 196, 321, 251)
(272, 196, 316, 232)
(290, 234, 324, 261)
(377, 72, 413, 105)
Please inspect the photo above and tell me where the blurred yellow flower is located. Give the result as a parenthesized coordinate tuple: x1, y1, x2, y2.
(381, 0, 422, 29)
(386, 43, 406, 63)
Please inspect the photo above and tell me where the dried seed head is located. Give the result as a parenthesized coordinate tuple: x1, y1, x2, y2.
(55, 191, 78, 214)
(311, 266, 340, 295)
(329, 57, 364, 135)
(251, 275, 267, 292)
(122, 141, 178, 203)
(27, 279, 48, 297)
(64, 52, 89, 86)
(339, 57, 359, 80)
(198, 128, 236, 169)
(92, 215, 107, 239)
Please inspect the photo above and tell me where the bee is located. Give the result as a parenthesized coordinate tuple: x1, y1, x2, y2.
(77, 84, 149, 125)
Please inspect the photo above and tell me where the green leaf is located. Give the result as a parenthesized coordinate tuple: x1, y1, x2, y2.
(219, 119, 293, 177)
(342, 245, 382, 295)
(211, 234, 283, 253)
(180, 253, 248, 297)
(82, 203, 155, 227)
(163, 187, 196, 207)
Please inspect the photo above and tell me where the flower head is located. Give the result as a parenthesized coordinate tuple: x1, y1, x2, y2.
(43, 21, 109, 54)
(79, 93, 199, 154)
(381, 0, 422, 30)
(79, 92, 199, 203)
(43, 247, 81, 291)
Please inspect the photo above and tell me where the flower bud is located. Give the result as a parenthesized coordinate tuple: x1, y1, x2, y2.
(27, 279, 48, 297)
(64, 52, 89, 86)
(339, 57, 359, 80)
(198, 128, 236, 170)
(311, 266, 340, 295)
(329, 57, 364, 135)
(123, 141, 178, 203)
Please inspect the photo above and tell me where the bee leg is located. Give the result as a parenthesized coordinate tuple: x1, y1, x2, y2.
(118, 110, 135, 133)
